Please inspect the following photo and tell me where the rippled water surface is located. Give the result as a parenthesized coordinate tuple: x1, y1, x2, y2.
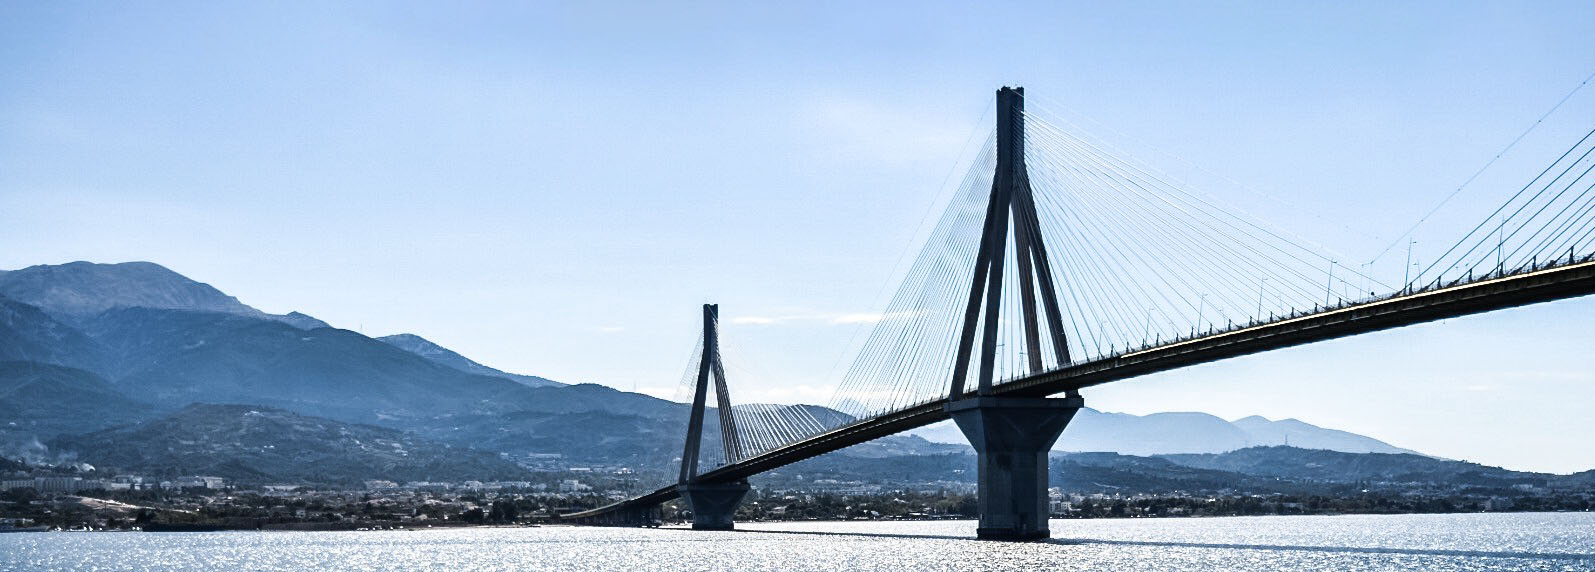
(4, 513, 1593, 571)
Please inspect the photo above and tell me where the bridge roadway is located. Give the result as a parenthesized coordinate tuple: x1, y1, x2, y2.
(563, 256, 1595, 522)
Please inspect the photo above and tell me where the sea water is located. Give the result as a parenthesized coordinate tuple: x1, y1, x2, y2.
(3, 512, 1592, 571)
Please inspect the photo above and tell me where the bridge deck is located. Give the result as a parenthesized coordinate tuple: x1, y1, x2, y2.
(563, 256, 1595, 522)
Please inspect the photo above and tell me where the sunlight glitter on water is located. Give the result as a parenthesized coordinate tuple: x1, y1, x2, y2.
(3, 513, 1592, 571)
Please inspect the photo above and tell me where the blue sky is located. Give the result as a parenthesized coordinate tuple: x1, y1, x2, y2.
(3, 1, 1593, 472)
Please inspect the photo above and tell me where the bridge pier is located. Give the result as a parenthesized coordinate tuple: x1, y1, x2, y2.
(946, 395, 1084, 541)
(678, 480, 750, 530)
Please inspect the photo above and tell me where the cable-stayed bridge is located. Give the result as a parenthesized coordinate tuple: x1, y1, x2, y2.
(563, 87, 1595, 539)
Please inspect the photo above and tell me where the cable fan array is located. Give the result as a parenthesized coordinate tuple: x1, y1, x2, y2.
(828, 102, 1380, 421)
(1410, 126, 1595, 289)
(826, 133, 999, 420)
(672, 311, 843, 475)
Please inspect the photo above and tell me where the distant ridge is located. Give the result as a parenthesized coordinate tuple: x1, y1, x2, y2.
(0, 261, 580, 426)
(908, 407, 1419, 456)
(0, 361, 153, 439)
(0, 294, 110, 372)
(1230, 415, 1416, 454)
(52, 404, 530, 484)
(378, 333, 561, 388)
(0, 261, 326, 330)
(765, 444, 1586, 495)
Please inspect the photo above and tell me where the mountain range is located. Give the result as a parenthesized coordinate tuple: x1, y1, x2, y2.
(908, 409, 1417, 456)
(0, 261, 328, 330)
(760, 441, 1595, 496)
(377, 333, 560, 388)
(52, 404, 530, 483)
(0, 260, 1485, 485)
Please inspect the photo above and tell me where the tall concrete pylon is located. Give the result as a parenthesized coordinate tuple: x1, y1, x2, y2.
(677, 303, 751, 530)
(945, 87, 1085, 541)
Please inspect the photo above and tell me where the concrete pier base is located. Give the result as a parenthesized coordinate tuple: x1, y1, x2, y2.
(946, 395, 1084, 541)
(678, 480, 750, 530)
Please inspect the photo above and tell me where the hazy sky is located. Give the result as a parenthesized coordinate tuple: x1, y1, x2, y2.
(3, 1, 1594, 473)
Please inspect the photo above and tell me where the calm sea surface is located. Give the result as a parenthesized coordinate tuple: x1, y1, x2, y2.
(3, 513, 1592, 571)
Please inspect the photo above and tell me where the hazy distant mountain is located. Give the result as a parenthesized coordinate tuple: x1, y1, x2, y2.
(507, 383, 683, 418)
(0, 261, 685, 456)
(378, 333, 561, 388)
(0, 261, 326, 330)
(1059, 410, 1251, 455)
(81, 307, 549, 423)
(1231, 415, 1417, 454)
(1562, 470, 1595, 487)
(0, 295, 110, 373)
(1059, 447, 1575, 493)
(53, 404, 529, 484)
(770, 445, 1583, 495)
(1157, 446, 1547, 487)
(0, 361, 154, 439)
(413, 408, 692, 468)
(79, 307, 294, 379)
(1051, 452, 1266, 493)
(0, 261, 256, 317)
(908, 408, 1417, 456)
(274, 311, 331, 330)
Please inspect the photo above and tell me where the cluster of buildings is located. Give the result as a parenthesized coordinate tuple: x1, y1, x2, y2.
(361, 480, 536, 492)
(1, 475, 226, 494)
(354, 479, 594, 494)
(768, 477, 975, 497)
(0, 471, 650, 530)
